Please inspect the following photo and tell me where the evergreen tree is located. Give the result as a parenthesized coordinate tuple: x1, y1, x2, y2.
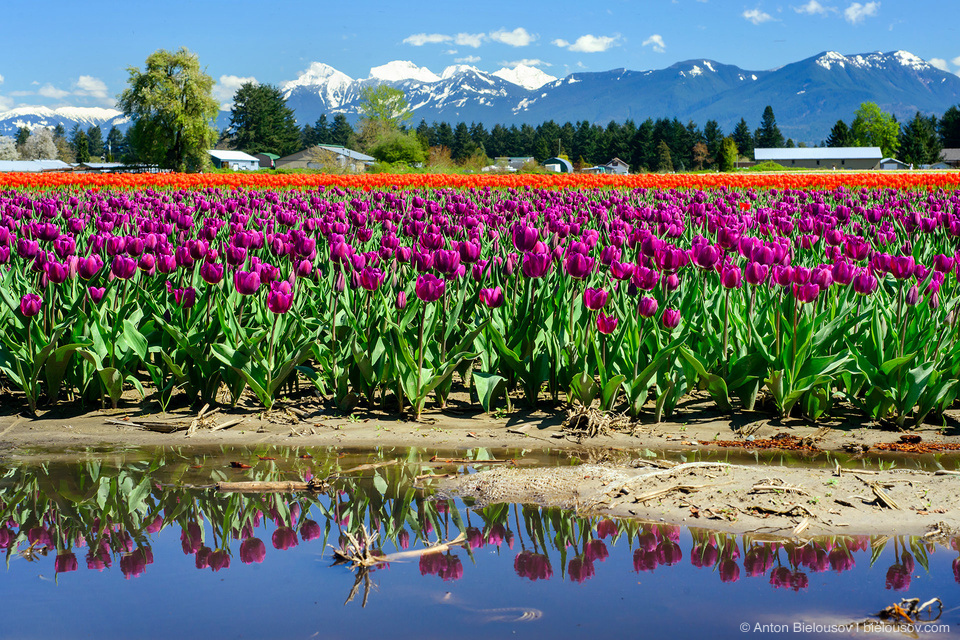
(15, 127, 30, 148)
(632, 119, 655, 171)
(825, 120, 853, 147)
(754, 105, 784, 149)
(732, 118, 753, 157)
(329, 114, 354, 147)
(468, 122, 489, 156)
(415, 119, 434, 149)
(451, 122, 476, 161)
(87, 125, 104, 159)
(106, 126, 125, 161)
(300, 124, 316, 149)
(70, 125, 90, 163)
(313, 114, 330, 144)
(228, 82, 301, 156)
(436, 122, 455, 150)
(939, 105, 960, 149)
(655, 140, 674, 172)
(898, 112, 941, 166)
(488, 124, 511, 158)
(703, 120, 723, 169)
(572, 120, 597, 165)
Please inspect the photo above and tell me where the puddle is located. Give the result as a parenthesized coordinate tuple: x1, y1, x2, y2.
(0, 447, 957, 639)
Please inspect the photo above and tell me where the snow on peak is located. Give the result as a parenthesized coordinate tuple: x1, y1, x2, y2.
(816, 51, 847, 70)
(282, 62, 353, 94)
(441, 65, 482, 80)
(369, 60, 440, 83)
(492, 64, 556, 90)
(892, 50, 927, 69)
(689, 65, 703, 77)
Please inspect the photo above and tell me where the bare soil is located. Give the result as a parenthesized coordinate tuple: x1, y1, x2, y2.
(1, 389, 959, 538)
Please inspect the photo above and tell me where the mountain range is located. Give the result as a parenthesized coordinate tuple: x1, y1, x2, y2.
(3, 50, 959, 144)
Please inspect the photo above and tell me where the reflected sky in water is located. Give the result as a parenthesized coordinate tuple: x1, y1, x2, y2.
(0, 447, 957, 639)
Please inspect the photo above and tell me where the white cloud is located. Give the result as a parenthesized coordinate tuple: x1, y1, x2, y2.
(844, 1, 879, 24)
(0, 74, 4, 84)
(402, 33, 452, 46)
(794, 0, 833, 14)
(553, 34, 620, 53)
(455, 55, 481, 63)
(642, 34, 666, 53)
(38, 84, 69, 99)
(930, 58, 950, 72)
(74, 75, 108, 100)
(502, 58, 552, 68)
(455, 32, 486, 48)
(489, 27, 536, 47)
(0, 95, 11, 111)
(951, 55, 960, 67)
(743, 8, 775, 24)
(214, 74, 257, 111)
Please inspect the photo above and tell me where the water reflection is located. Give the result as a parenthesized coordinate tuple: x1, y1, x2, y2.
(0, 447, 957, 637)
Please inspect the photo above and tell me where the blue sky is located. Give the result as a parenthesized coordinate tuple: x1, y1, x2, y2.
(1, 0, 958, 112)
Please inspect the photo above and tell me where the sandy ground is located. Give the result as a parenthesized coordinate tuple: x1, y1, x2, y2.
(1, 390, 958, 537)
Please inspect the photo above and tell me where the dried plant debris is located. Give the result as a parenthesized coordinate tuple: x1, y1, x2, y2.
(712, 432, 823, 451)
(561, 406, 633, 440)
(875, 441, 960, 453)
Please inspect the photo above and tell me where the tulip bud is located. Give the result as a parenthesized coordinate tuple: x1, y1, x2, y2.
(396, 291, 407, 310)
(19, 293, 42, 317)
(596, 312, 618, 335)
(661, 308, 681, 329)
(638, 296, 658, 318)
(905, 284, 919, 306)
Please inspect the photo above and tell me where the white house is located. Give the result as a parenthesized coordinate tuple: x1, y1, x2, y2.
(208, 150, 260, 171)
(754, 147, 882, 170)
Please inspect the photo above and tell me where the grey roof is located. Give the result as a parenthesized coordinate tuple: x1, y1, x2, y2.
(754, 147, 883, 161)
(941, 149, 960, 162)
(543, 157, 574, 172)
(208, 150, 260, 162)
(317, 145, 374, 162)
(0, 160, 72, 172)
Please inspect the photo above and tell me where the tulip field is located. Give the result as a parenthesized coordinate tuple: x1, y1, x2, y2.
(1, 172, 959, 427)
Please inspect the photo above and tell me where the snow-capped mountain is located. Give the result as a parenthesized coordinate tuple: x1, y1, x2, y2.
(0, 106, 129, 137)
(281, 51, 960, 141)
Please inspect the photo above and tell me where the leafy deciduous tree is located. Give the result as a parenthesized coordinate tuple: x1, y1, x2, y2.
(850, 102, 900, 158)
(118, 47, 219, 171)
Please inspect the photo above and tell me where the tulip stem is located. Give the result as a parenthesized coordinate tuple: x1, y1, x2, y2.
(266, 313, 279, 407)
(722, 288, 731, 372)
(414, 304, 427, 420)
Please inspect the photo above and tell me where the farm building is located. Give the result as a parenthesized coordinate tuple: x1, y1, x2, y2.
(492, 156, 535, 171)
(207, 150, 260, 170)
(753, 147, 882, 170)
(582, 158, 630, 175)
(940, 149, 960, 168)
(0, 160, 72, 172)
(879, 157, 910, 170)
(276, 145, 374, 172)
(543, 157, 574, 173)
(254, 153, 279, 170)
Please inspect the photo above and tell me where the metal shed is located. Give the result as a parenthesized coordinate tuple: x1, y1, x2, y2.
(753, 147, 882, 170)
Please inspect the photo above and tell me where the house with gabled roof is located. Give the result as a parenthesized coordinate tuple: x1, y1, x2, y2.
(754, 147, 882, 170)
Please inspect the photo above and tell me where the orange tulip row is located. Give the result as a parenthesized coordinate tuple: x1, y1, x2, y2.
(2, 170, 960, 191)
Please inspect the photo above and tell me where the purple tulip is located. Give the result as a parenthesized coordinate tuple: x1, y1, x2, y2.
(564, 252, 594, 279)
(479, 286, 504, 308)
(638, 296, 658, 318)
(173, 287, 197, 308)
(852, 271, 878, 296)
(512, 224, 539, 252)
(19, 293, 42, 317)
(358, 266, 384, 292)
(234, 270, 261, 296)
(55, 552, 78, 574)
(200, 262, 224, 285)
(415, 274, 445, 303)
(662, 307, 681, 329)
(87, 286, 106, 304)
(793, 283, 820, 304)
(521, 252, 551, 279)
(596, 312, 618, 334)
(240, 538, 266, 564)
(583, 287, 609, 310)
(267, 281, 294, 314)
(44, 260, 68, 284)
(396, 291, 407, 309)
(693, 244, 721, 270)
(111, 255, 137, 280)
(720, 264, 742, 289)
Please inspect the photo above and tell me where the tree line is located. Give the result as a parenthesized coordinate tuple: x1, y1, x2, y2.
(4, 46, 960, 172)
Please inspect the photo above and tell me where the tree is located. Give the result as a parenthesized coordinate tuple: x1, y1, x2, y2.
(75, 133, 90, 163)
(15, 127, 30, 148)
(51, 125, 74, 162)
(898, 112, 941, 166)
(118, 47, 219, 171)
(87, 125, 104, 159)
(732, 118, 753, 158)
(719, 136, 739, 172)
(754, 106, 784, 149)
(106, 126, 125, 161)
(0, 136, 17, 161)
(21, 128, 58, 160)
(228, 82, 301, 156)
(825, 120, 853, 147)
(358, 85, 411, 128)
(369, 130, 425, 165)
(850, 102, 899, 158)
(655, 140, 674, 172)
(451, 122, 476, 162)
(703, 120, 724, 169)
(691, 142, 709, 170)
(939, 105, 960, 149)
(329, 114, 354, 147)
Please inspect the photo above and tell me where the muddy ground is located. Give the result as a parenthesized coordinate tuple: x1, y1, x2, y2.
(1, 390, 959, 538)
